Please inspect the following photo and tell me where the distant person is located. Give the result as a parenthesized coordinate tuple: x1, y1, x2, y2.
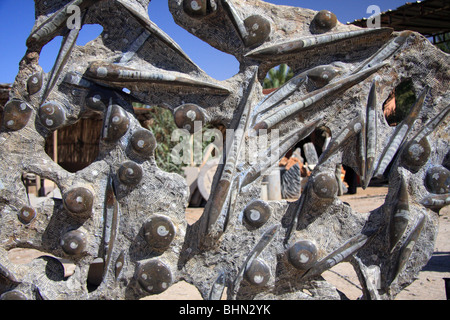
(343, 165, 358, 194)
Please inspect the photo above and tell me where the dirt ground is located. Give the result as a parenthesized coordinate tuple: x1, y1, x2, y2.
(7, 186, 450, 300)
(329, 187, 450, 300)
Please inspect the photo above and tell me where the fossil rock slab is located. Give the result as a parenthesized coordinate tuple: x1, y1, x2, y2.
(0, 0, 449, 300)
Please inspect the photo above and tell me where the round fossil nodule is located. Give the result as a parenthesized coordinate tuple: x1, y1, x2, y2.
(60, 229, 87, 255)
(0, 290, 28, 300)
(288, 240, 318, 270)
(27, 72, 43, 95)
(39, 101, 66, 130)
(143, 215, 176, 251)
(86, 92, 107, 112)
(401, 137, 431, 173)
(312, 172, 338, 199)
(63, 187, 94, 215)
(130, 129, 157, 158)
(103, 104, 130, 141)
(174, 103, 206, 134)
(243, 200, 271, 229)
(18, 205, 37, 224)
(2, 100, 33, 131)
(118, 161, 143, 186)
(183, 0, 217, 17)
(312, 10, 337, 32)
(136, 260, 173, 294)
(425, 166, 450, 194)
(244, 15, 271, 48)
(244, 258, 271, 287)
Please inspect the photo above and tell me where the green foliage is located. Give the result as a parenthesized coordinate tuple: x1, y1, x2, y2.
(385, 79, 417, 126)
(135, 103, 217, 175)
(394, 80, 416, 123)
(263, 64, 294, 89)
(137, 104, 184, 175)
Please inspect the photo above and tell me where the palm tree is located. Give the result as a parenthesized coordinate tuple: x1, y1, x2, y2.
(263, 64, 294, 89)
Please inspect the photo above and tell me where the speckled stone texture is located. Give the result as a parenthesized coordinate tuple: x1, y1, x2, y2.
(0, 0, 448, 300)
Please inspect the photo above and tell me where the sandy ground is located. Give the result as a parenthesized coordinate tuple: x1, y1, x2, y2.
(329, 187, 450, 300)
(7, 186, 450, 300)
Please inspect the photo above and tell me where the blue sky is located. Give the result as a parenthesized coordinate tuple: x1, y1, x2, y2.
(0, 0, 409, 83)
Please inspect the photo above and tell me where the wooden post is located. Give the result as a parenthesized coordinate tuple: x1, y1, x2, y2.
(53, 130, 58, 164)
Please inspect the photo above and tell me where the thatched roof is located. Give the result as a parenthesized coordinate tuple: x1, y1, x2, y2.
(350, 0, 450, 40)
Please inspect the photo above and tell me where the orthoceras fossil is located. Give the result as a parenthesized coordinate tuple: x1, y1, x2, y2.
(0, 0, 449, 301)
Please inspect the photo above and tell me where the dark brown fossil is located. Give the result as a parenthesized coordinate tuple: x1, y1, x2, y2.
(301, 233, 374, 279)
(2, 100, 33, 131)
(244, 258, 271, 286)
(392, 214, 426, 283)
(143, 215, 176, 251)
(85, 92, 107, 112)
(229, 225, 278, 298)
(60, 229, 87, 255)
(288, 240, 318, 270)
(63, 187, 94, 216)
(319, 115, 364, 165)
(243, 200, 271, 229)
(312, 10, 337, 33)
(243, 15, 271, 48)
(136, 260, 173, 294)
(18, 205, 37, 224)
(27, 72, 43, 95)
(38, 101, 66, 130)
(174, 103, 206, 134)
(425, 166, 450, 194)
(103, 104, 130, 142)
(374, 86, 430, 178)
(130, 129, 157, 158)
(118, 161, 143, 186)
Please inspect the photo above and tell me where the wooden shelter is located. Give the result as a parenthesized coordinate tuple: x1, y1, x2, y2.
(45, 117, 103, 173)
(46, 109, 155, 173)
(350, 0, 450, 45)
